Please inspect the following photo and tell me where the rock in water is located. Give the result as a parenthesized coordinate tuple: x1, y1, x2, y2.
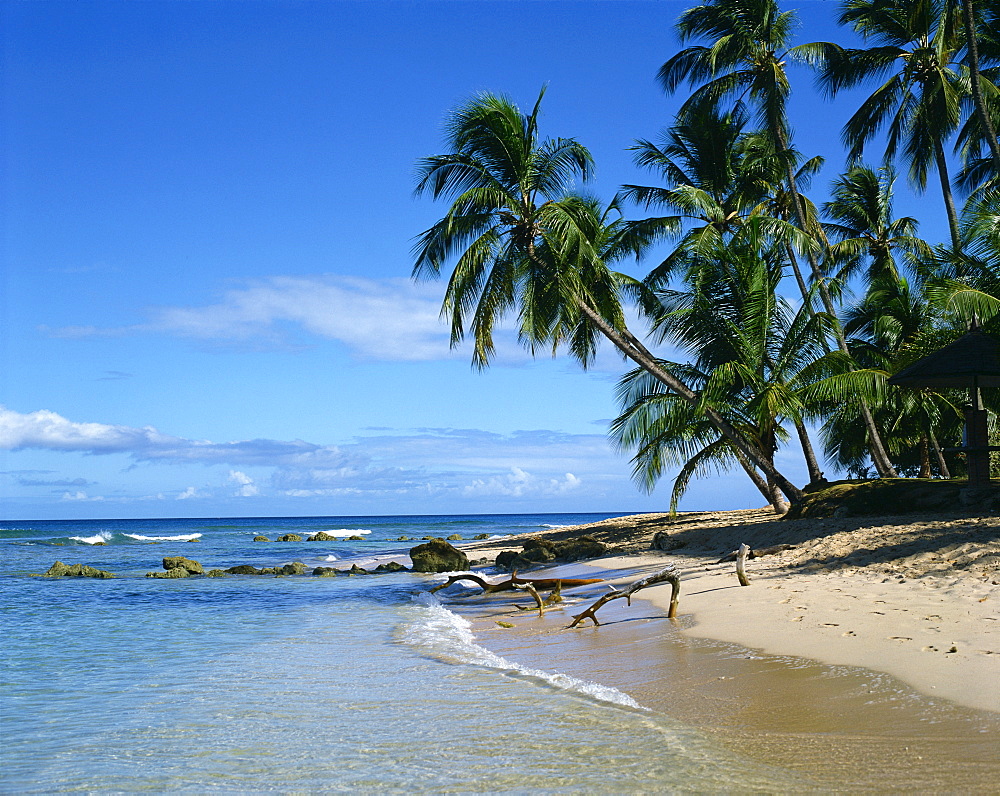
(225, 564, 261, 575)
(409, 538, 469, 573)
(44, 561, 115, 579)
(147, 567, 190, 579)
(278, 561, 307, 575)
(307, 532, 335, 542)
(373, 561, 407, 573)
(277, 534, 302, 542)
(253, 535, 270, 542)
(162, 556, 203, 574)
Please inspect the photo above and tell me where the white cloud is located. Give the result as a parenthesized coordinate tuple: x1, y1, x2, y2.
(61, 490, 104, 502)
(462, 467, 583, 498)
(0, 407, 175, 453)
(0, 406, 360, 468)
(39, 274, 673, 369)
(228, 470, 259, 497)
(45, 276, 463, 361)
(3, 406, 638, 508)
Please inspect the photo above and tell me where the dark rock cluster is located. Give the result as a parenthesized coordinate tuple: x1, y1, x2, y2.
(494, 535, 607, 571)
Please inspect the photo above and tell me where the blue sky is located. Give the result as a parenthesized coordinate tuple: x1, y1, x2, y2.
(2, 1, 950, 520)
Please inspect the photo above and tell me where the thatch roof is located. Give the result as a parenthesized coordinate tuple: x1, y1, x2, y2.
(889, 328, 1000, 389)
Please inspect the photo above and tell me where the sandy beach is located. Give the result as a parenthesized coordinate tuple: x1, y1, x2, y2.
(444, 507, 1000, 790)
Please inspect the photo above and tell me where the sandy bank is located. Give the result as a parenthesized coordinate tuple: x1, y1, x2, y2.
(461, 507, 999, 713)
(443, 508, 999, 789)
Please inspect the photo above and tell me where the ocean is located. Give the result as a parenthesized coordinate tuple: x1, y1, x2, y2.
(0, 512, 813, 792)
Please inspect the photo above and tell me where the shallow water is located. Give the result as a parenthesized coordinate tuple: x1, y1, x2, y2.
(2, 514, 805, 793)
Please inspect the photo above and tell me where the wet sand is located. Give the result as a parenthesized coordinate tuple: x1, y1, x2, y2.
(436, 508, 1000, 790)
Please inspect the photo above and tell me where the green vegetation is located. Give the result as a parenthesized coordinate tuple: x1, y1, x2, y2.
(414, 0, 999, 511)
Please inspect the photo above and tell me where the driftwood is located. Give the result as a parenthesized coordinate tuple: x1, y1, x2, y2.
(715, 543, 794, 564)
(429, 572, 601, 595)
(512, 581, 545, 616)
(514, 579, 564, 614)
(736, 543, 751, 586)
(567, 565, 680, 628)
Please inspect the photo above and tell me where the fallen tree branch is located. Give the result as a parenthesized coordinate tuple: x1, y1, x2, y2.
(736, 543, 751, 586)
(430, 572, 601, 595)
(715, 543, 794, 564)
(513, 579, 565, 614)
(512, 581, 544, 616)
(567, 566, 679, 628)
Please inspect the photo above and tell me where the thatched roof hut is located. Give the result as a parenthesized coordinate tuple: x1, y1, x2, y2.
(889, 327, 1000, 389)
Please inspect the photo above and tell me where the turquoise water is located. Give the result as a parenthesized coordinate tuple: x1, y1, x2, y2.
(1, 514, 796, 792)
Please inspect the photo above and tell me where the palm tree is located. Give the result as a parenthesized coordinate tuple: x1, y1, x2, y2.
(656, 0, 900, 477)
(658, 0, 821, 267)
(618, 102, 815, 295)
(813, 0, 967, 249)
(823, 164, 932, 286)
(956, 0, 1000, 169)
(612, 365, 787, 512)
(955, 3, 1000, 194)
(827, 275, 963, 476)
(612, 239, 829, 510)
(413, 88, 804, 505)
(925, 188, 1000, 323)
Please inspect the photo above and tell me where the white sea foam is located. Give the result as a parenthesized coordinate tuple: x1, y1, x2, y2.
(402, 594, 646, 711)
(324, 529, 372, 537)
(70, 531, 113, 545)
(540, 524, 571, 529)
(324, 554, 339, 562)
(124, 533, 203, 542)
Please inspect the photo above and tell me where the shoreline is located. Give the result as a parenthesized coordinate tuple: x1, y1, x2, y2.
(457, 506, 999, 713)
(436, 507, 1000, 787)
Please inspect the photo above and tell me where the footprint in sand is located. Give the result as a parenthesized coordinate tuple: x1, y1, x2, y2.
(822, 622, 840, 627)
(922, 645, 939, 652)
(790, 616, 803, 622)
(843, 630, 856, 637)
(889, 636, 912, 641)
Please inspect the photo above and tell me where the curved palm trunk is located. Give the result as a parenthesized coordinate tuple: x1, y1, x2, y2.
(794, 418, 825, 484)
(929, 427, 951, 478)
(962, 0, 1000, 168)
(762, 427, 790, 513)
(727, 445, 782, 510)
(574, 300, 804, 505)
(773, 125, 899, 478)
(934, 140, 962, 250)
(784, 241, 812, 309)
(919, 434, 933, 478)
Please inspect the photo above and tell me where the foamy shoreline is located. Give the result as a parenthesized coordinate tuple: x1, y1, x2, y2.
(459, 507, 1000, 714)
